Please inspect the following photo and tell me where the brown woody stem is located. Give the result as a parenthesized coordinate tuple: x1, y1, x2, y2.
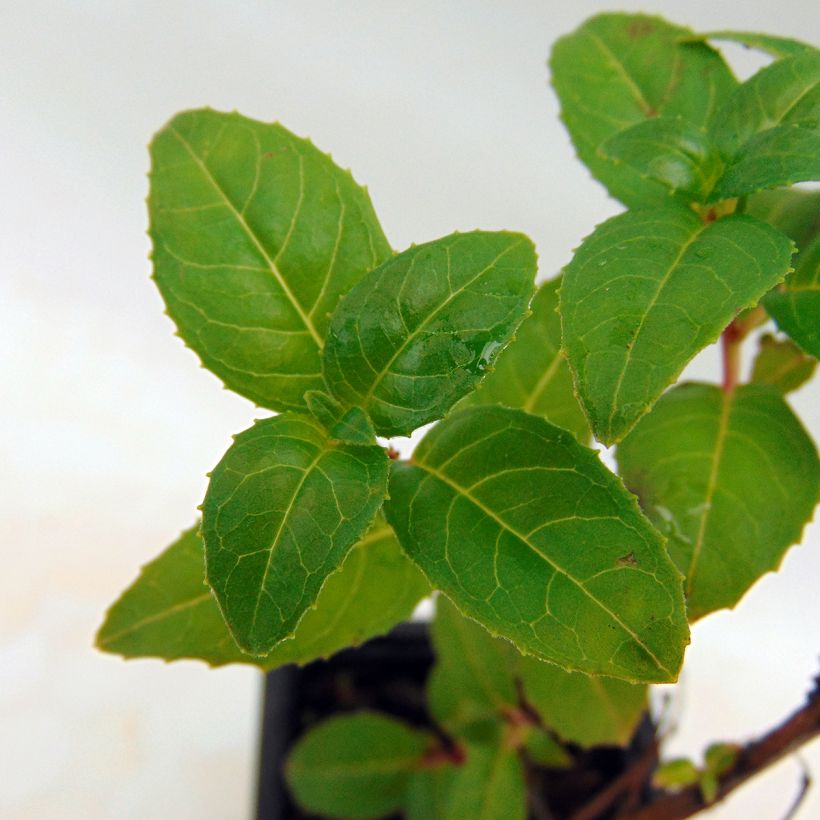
(622, 673, 820, 820)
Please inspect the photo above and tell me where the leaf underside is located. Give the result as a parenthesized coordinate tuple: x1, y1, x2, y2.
(751, 334, 816, 394)
(560, 204, 793, 444)
(95, 516, 428, 668)
(428, 597, 518, 741)
(519, 655, 647, 747)
(323, 231, 536, 437)
(202, 413, 389, 654)
(149, 108, 392, 411)
(385, 406, 689, 683)
(618, 383, 819, 620)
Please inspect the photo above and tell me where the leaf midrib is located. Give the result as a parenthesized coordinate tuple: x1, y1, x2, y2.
(168, 125, 324, 349)
(685, 390, 732, 598)
(604, 218, 707, 441)
(360, 239, 525, 408)
(414, 460, 672, 678)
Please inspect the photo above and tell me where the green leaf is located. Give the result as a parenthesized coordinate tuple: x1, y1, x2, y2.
(323, 231, 536, 437)
(704, 742, 739, 776)
(560, 205, 794, 444)
(445, 740, 526, 820)
(751, 333, 816, 393)
(285, 712, 430, 819)
(405, 765, 459, 820)
(765, 234, 820, 358)
(654, 758, 701, 789)
(96, 515, 428, 668)
(385, 406, 689, 683)
(523, 727, 572, 768)
(331, 406, 378, 445)
(428, 597, 518, 741)
(618, 383, 819, 620)
(459, 277, 590, 443)
(746, 188, 820, 250)
(519, 656, 647, 747)
(709, 52, 820, 158)
(550, 13, 737, 208)
(149, 108, 392, 412)
(709, 123, 820, 202)
(304, 389, 344, 430)
(202, 413, 389, 654)
(600, 117, 723, 200)
(684, 31, 816, 59)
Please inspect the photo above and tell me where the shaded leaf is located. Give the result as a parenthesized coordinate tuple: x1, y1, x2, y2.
(445, 740, 526, 820)
(746, 188, 820, 250)
(459, 277, 590, 442)
(600, 117, 722, 200)
(405, 765, 459, 820)
(709, 123, 820, 202)
(523, 727, 572, 768)
(519, 656, 647, 747)
(765, 234, 820, 358)
(751, 333, 816, 393)
(285, 712, 430, 818)
(385, 406, 689, 683)
(428, 597, 518, 741)
(618, 383, 819, 620)
(684, 31, 815, 59)
(202, 413, 389, 654)
(550, 13, 737, 208)
(149, 109, 391, 411)
(560, 204, 793, 444)
(323, 231, 536, 437)
(96, 516, 428, 668)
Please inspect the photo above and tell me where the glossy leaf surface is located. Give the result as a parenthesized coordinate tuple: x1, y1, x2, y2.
(149, 109, 391, 411)
(560, 205, 793, 444)
(459, 278, 589, 442)
(96, 517, 428, 668)
(618, 383, 819, 620)
(751, 334, 816, 393)
(519, 656, 647, 747)
(386, 406, 689, 683)
(446, 740, 526, 820)
(324, 231, 536, 437)
(550, 13, 737, 208)
(600, 117, 722, 200)
(428, 597, 518, 740)
(203, 413, 389, 654)
(285, 712, 430, 818)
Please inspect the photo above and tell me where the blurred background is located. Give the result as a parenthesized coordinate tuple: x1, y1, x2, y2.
(1, 1, 818, 817)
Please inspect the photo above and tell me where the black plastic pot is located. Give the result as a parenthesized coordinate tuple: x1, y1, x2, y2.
(256, 623, 434, 820)
(255, 622, 655, 820)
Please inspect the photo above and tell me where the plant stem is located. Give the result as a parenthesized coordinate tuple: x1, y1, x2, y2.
(621, 673, 820, 820)
(721, 323, 742, 393)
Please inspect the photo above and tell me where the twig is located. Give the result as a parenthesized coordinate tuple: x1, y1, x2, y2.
(621, 673, 820, 820)
(568, 733, 659, 820)
(781, 759, 811, 820)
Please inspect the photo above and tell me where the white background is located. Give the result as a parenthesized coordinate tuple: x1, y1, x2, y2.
(1, 1, 819, 817)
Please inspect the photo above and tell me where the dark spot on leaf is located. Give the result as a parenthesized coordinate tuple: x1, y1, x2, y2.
(617, 552, 638, 567)
(628, 20, 655, 39)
